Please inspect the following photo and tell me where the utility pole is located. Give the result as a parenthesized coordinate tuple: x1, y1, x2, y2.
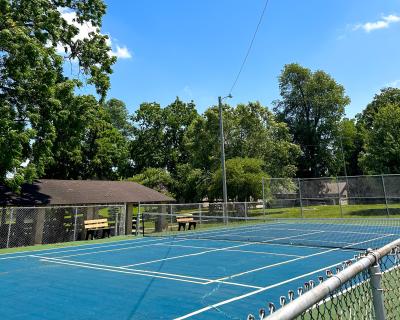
(218, 95, 232, 223)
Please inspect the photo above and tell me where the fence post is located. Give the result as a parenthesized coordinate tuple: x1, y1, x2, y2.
(262, 177, 266, 216)
(137, 202, 141, 236)
(115, 209, 119, 236)
(369, 259, 386, 320)
(73, 207, 78, 241)
(6, 208, 13, 248)
(198, 203, 202, 225)
(244, 202, 248, 220)
(336, 177, 344, 218)
(170, 204, 173, 224)
(381, 175, 390, 217)
(298, 178, 304, 218)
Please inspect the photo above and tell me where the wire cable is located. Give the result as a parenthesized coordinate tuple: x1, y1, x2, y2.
(228, 0, 270, 95)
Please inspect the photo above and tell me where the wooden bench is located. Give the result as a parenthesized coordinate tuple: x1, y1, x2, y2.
(176, 216, 197, 231)
(84, 218, 111, 240)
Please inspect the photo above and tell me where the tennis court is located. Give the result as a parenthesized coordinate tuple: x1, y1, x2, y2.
(1, 219, 399, 319)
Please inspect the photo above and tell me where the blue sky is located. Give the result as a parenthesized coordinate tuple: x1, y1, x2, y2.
(92, 0, 400, 118)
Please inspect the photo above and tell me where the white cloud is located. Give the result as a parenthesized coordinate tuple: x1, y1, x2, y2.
(354, 14, 400, 33)
(57, 8, 132, 60)
(110, 45, 132, 59)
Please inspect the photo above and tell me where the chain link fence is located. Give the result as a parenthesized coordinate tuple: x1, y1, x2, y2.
(247, 239, 400, 320)
(0, 205, 126, 249)
(263, 174, 400, 218)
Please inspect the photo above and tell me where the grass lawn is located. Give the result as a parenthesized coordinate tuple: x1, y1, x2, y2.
(247, 203, 400, 219)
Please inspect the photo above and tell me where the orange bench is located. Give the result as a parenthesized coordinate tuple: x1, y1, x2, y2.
(176, 216, 197, 231)
(84, 218, 111, 240)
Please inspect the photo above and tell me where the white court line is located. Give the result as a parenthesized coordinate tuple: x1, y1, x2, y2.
(212, 233, 392, 282)
(175, 233, 393, 319)
(51, 238, 191, 259)
(121, 242, 255, 267)
(156, 243, 302, 258)
(38, 257, 206, 285)
(0, 236, 167, 260)
(188, 237, 327, 250)
(37, 256, 262, 289)
(166, 220, 287, 238)
(211, 248, 338, 282)
(174, 260, 345, 320)
(122, 231, 323, 268)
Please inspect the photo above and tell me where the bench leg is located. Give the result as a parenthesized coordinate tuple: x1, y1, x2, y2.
(178, 223, 186, 231)
(102, 229, 110, 238)
(188, 222, 196, 230)
(86, 230, 94, 240)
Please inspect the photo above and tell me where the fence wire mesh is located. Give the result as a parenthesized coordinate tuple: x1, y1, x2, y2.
(247, 240, 400, 320)
(0, 205, 126, 249)
(264, 174, 400, 219)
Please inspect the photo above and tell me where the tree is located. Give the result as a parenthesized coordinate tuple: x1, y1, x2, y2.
(185, 102, 299, 177)
(163, 98, 198, 174)
(229, 102, 299, 178)
(274, 63, 350, 177)
(130, 102, 166, 172)
(338, 118, 363, 176)
(173, 164, 207, 203)
(209, 158, 264, 202)
(130, 98, 198, 174)
(359, 104, 400, 174)
(0, 0, 115, 189)
(129, 168, 174, 197)
(357, 87, 400, 128)
(104, 98, 133, 138)
(43, 89, 129, 180)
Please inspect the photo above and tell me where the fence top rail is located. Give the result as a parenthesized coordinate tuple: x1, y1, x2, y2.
(264, 238, 400, 320)
(141, 211, 400, 221)
(140, 202, 263, 207)
(265, 174, 400, 181)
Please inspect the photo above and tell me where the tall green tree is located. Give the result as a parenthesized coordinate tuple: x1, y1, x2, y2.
(357, 87, 400, 128)
(359, 104, 400, 174)
(274, 63, 350, 177)
(338, 118, 363, 176)
(129, 167, 174, 197)
(185, 102, 299, 177)
(43, 88, 129, 180)
(209, 157, 264, 201)
(173, 164, 207, 203)
(130, 102, 166, 172)
(0, 0, 115, 189)
(130, 98, 198, 174)
(104, 98, 133, 138)
(163, 98, 198, 174)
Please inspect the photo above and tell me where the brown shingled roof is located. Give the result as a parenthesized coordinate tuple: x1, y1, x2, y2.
(0, 180, 174, 206)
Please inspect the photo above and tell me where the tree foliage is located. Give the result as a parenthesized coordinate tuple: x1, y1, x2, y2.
(129, 167, 174, 197)
(185, 102, 299, 178)
(0, 0, 115, 189)
(43, 88, 129, 180)
(359, 104, 400, 174)
(357, 87, 400, 128)
(130, 98, 198, 174)
(274, 63, 350, 177)
(209, 158, 264, 201)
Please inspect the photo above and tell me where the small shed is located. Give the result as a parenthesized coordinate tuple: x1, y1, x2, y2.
(0, 179, 174, 248)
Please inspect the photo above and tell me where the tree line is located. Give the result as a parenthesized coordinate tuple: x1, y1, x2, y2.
(1, 1, 400, 202)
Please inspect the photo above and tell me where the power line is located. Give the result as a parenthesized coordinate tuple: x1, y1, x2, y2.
(228, 0, 270, 95)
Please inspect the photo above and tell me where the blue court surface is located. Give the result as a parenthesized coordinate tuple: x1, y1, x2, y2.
(1, 221, 399, 319)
